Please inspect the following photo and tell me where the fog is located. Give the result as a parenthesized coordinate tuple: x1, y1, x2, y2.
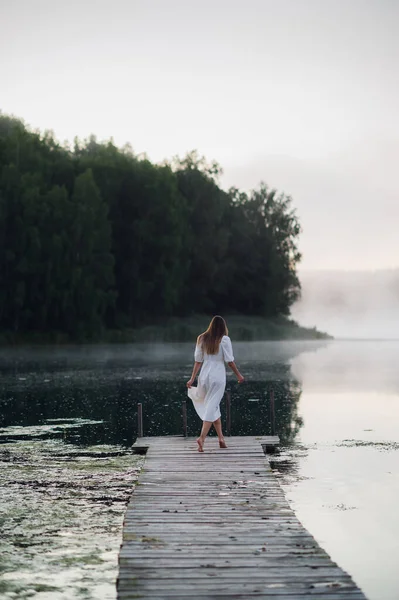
(0, 340, 326, 374)
(221, 140, 399, 272)
(292, 269, 399, 339)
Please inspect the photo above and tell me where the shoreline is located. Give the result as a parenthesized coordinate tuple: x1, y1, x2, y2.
(0, 315, 331, 346)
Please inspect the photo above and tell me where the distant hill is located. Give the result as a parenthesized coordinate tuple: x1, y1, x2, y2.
(291, 269, 399, 339)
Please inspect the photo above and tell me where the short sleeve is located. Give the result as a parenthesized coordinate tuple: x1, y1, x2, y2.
(194, 343, 204, 362)
(221, 336, 234, 362)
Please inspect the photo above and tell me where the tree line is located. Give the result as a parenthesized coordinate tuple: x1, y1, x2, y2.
(0, 114, 302, 339)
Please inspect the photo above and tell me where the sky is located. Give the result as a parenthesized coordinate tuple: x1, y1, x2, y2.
(1, 0, 398, 271)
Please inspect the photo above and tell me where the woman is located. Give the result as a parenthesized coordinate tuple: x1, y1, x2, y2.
(186, 315, 244, 452)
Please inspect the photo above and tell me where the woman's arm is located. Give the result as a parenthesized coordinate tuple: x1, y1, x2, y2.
(227, 361, 245, 383)
(186, 361, 202, 388)
(221, 336, 244, 383)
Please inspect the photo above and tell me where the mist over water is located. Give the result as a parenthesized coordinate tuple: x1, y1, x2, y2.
(292, 269, 399, 339)
(0, 341, 317, 443)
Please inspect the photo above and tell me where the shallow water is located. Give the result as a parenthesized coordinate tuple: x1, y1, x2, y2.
(0, 426, 143, 599)
(272, 341, 399, 600)
(1, 340, 398, 599)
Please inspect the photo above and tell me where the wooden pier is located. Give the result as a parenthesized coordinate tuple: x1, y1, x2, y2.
(117, 436, 366, 599)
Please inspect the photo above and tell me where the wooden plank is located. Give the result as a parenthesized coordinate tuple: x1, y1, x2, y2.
(118, 595, 366, 600)
(132, 435, 280, 455)
(118, 436, 367, 599)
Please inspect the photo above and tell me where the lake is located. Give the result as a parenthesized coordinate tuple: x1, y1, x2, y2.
(1, 340, 398, 600)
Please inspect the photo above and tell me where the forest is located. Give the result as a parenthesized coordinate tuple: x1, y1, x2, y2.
(0, 113, 303, 340)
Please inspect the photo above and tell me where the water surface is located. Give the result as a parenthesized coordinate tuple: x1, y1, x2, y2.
(1, 340, 398, 599)
(273, 341, 399, 600)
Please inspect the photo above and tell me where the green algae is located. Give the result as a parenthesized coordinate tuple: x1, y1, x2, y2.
(0, 424, 143, 600)
(337, 439, 399, 451)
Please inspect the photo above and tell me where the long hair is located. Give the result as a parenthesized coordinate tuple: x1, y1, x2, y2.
(198, 315, 228, 355)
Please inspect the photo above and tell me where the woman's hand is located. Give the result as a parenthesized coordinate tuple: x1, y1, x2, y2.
(186, 378, 195, 388)
(237, 374, 245, 384)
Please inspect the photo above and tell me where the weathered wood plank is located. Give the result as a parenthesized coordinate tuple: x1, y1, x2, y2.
(118, 436, 367, 599)
(118, 595, 366, 600)
(117, 580, 361, 592)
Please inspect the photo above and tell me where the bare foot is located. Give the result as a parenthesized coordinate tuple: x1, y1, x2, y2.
(196, 437, 204, 452)
(219, 439, 227, 448)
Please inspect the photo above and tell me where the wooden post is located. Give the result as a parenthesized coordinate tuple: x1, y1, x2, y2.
(182, 400, 187, 437)
(137, 402, 143, 438)
(225, 390, 231, 437)
(269, 389, 276, 436)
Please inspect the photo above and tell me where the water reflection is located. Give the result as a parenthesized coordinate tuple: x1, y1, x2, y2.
(0, 375, 304, 444)
(0, 341, 328, 445)
(268, 341, 399, 600)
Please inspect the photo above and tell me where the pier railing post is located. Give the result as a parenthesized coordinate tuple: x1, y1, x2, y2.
(225, 390, 231, 437)
(269, 389, 276, 436)
(137, 402, 143, 438)
(182, 400, 187, 437)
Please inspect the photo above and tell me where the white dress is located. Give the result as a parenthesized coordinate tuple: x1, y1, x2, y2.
(187, 335, 235, 422)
